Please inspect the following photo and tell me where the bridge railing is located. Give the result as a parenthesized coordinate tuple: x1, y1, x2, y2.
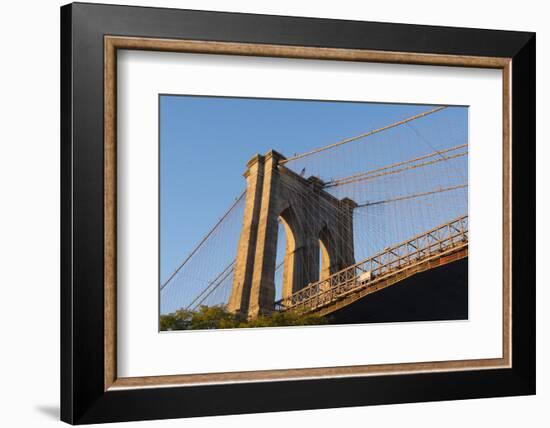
(274, 215, 468, 313)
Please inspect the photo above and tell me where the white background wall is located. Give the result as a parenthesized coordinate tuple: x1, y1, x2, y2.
(0, 0, 546, 426)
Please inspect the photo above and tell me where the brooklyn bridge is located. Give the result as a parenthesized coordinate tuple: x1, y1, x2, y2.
(160, 105, 468, 322)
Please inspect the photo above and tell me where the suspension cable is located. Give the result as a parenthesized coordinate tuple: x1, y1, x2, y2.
(280, 106, 447, 164)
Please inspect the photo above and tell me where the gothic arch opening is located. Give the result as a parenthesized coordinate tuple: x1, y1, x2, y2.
(278, 206, 303, 300)
(319, 225, 334, 281)
(274, 220, 287, 302)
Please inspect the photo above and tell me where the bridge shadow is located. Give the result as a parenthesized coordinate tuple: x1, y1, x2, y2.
(327, 257, 468, 325)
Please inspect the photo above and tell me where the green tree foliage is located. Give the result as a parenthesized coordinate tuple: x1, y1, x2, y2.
(160, 305, 328, 331)
(159, 308, 194, 331)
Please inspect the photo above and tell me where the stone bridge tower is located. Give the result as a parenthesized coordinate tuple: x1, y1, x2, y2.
(228, 150, 356, 318)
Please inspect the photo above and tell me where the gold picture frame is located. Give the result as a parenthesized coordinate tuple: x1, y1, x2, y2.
(104, 36, 512, 391)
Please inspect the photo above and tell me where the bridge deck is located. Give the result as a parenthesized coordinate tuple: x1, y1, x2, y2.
(275, 215, 468, 315)
(313, 245, 467, 317)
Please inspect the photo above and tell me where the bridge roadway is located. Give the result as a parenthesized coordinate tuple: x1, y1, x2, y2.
(274, 215, 468, 316)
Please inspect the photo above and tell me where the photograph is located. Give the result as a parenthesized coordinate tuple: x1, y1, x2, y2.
(159, 96, 469, 331)
(54, 2, 536, 424)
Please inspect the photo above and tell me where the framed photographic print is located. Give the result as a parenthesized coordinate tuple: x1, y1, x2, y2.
(60, 2, 536, 424)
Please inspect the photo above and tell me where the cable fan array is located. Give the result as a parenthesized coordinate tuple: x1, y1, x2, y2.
(160, 193, 245, 315)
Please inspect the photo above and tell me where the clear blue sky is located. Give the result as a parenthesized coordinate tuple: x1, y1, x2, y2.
(160, 95, 467, 284)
